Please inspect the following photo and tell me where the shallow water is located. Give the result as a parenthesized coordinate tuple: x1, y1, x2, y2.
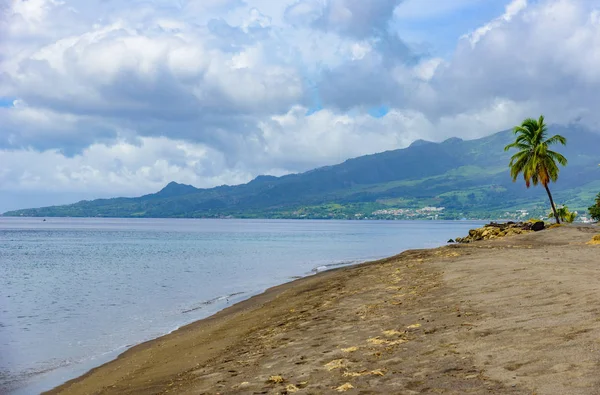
(0, 218, 482, 394)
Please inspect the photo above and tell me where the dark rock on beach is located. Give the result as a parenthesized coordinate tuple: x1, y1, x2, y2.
(455, 220, 546, 243)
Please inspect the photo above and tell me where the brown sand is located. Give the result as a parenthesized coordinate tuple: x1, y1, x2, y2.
(47, 226, 600, 395)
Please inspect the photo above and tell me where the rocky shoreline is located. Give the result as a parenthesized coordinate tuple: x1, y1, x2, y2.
(453, 220, 546, 243)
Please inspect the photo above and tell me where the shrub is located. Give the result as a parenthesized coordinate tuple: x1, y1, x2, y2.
(549, 205, 577, 223)
(589, 193, 600, 222)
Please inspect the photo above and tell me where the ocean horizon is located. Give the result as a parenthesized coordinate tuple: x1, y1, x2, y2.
(0, 217, 484, 394)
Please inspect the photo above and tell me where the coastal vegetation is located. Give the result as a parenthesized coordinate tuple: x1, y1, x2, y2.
(504, 115, 567, 223)
(549, 205, 577, 223)
(589, 192, 600, 221)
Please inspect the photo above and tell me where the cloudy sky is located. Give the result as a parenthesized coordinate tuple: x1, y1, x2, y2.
(1, 0, 599, 212)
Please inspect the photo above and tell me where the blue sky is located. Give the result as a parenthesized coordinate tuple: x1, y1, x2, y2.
(0, 98, 14, 108)
(1, 0, 599, 212)
(394, 0, 509, 56)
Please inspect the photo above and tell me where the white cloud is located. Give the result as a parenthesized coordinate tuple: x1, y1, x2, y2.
(0, 137, 252, 195)
(0, 6, 304, 151)
(428, 0, 600, 130)
(463, 0, 528, 46)
(413, 58, 444, 81)
(284, 0, 404, 37)
(2, 0, 600, 212)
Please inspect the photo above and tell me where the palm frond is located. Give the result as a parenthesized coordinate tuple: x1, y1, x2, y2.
(505, 115, 567, 193)
(547, 150, 568, 166)
(544, 134, 567, 146)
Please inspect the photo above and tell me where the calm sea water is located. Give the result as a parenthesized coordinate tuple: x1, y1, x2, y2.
(0, 218, 482, 394)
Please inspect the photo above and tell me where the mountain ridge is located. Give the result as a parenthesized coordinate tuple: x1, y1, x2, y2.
(4, 126, 600, 220)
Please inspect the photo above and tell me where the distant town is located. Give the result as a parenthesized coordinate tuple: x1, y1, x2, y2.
(361, 206, 594, 222)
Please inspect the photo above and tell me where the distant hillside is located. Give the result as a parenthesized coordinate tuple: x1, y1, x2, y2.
(4, 126, 600, 220)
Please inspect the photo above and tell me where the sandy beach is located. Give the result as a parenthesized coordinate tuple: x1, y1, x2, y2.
(47, 225, 600, 395)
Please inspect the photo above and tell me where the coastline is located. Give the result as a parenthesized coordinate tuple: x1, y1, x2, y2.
(45, 264, 360, 394)
(48, 225, 600, 394)
(16, 263, 362, 395)
(3, 218, 483, 395)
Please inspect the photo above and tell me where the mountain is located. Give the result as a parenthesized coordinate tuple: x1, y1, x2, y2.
(4, 126, 600, 220)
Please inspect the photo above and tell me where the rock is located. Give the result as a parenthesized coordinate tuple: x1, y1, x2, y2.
(447, 239, 455, 243)
(455, 221, 541, 243)
(531, 221, 545, 232)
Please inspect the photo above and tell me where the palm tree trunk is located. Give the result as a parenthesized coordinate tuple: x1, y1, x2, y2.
(544, 183, 560, 224)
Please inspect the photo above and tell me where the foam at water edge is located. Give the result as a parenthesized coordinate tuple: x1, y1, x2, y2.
(181, 292, 246, 314)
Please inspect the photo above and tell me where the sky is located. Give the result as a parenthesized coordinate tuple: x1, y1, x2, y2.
(1, 0, 600, 212)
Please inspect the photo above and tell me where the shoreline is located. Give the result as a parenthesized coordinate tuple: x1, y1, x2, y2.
(48, 225, 600, 394)
(46, 261, 367, 394)
(16, 261, 362, 395)
(31, 261, 371, 394)
(3, 218, 483, 395)
(45, 262, 362, 395)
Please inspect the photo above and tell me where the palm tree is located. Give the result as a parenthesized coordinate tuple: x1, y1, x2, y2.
(504, 115, 567, 224)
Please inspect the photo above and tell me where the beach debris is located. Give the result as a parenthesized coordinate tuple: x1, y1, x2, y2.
(286, 384, 300, 392)
(367, 337, 407, 346)
(406, 323, 421, 330)
(341, 346, 359, 353)
(268, 375, 285, 384)
(382, 330, 403, 337)
(343, 369, 386, 377)
(588, 234, 600, 245)
(336, 383, 355, 392)
(367, 337, 388, 345)
(343, 371, 365, 378)
(324, 359, 346, 371)
(297, 381, 309, 388)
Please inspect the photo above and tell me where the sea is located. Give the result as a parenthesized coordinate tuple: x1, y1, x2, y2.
(0, 217, 483, 394)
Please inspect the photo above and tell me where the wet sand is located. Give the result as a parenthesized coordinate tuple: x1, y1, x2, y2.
(47, 226, 600, 395)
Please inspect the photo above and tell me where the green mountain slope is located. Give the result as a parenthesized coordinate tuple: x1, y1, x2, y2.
(4, 126, 600, 219)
